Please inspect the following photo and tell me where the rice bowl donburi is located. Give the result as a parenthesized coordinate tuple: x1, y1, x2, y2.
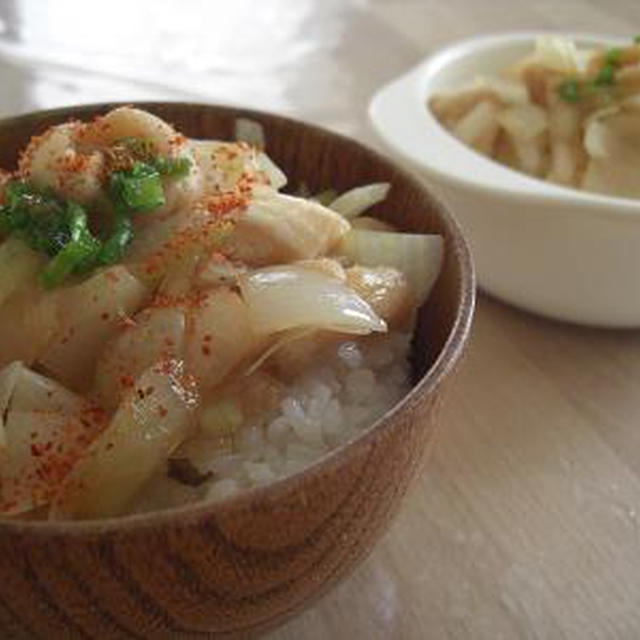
(0, 106, 443, 520)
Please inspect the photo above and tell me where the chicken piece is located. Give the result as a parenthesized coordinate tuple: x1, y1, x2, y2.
(225, 188, 350, 266)
(125, 197, 236, 286)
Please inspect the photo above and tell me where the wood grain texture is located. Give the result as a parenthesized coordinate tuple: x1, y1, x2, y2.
(0, 103, 474, 639)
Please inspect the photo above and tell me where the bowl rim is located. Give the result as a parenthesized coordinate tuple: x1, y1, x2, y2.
(0, 101, 475, 535)
(369, 30, 640, 217)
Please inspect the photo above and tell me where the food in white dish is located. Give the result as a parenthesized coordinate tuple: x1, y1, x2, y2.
(430, 35, 640, 199)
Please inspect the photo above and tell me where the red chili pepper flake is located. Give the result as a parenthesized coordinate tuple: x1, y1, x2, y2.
(164, 337, 175, 347)
(169, 133, 188, 148)
(118, 315, 137, 329)
(30, 443, 45, 457)
(106, 442, 115, 451)
(201, 345, 211, 356)
(151, 290, 208, 310)
(101, 312, 110, 321)
(120, 374, 135, 389)
(158, 406, 168, 418)
(203, 334, 212, 342)
(142, 216, 235, 277)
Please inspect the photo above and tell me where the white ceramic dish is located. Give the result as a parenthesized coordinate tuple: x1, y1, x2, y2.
(369, 31, 640, 327)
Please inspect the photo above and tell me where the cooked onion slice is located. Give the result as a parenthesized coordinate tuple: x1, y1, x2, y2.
(256, 153, 287, 190)
(38, 266, 149, 391)
(329, 183, 390, 219)
(473, 75, 529, 105)
(497, 104, 548, 141)
(94, 307, 187, 411)
(9, 362, 91, 414)
(234, 117, 266, 150)
(337, 229, 443, 306)
(0, 361, 95, 451)
(0, 362, 23, 449)
(0, 237, 44, 308)
(185, 288, 261, 391)
(239, 265, 386, 335)
(51, 360, 198, 520)
(0, 364, 106, 515)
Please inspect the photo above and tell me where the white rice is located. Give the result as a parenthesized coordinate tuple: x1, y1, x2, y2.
(131, 331, 411, 513)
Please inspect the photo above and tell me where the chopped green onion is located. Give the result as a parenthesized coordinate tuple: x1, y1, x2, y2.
(116, 136, 157, 161)
(1, 135, 194, 287)
(109, 163, 165, 214)
(604, 48, 623, 66)
(558, 79, 581, 102)
(153, 156, 192, 178)
(634, 35, 640, 44)
(41, 236, 97, 288)
(594, 64, 616, 87)
(96, 215, 133, 266)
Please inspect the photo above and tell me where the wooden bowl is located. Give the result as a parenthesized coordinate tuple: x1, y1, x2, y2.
(0, 103, 475, 639)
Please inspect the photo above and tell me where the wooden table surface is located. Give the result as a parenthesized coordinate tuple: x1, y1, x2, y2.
(1, 1, 639, 638)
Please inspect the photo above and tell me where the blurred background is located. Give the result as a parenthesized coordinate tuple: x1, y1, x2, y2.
(1, 0, 634, 141)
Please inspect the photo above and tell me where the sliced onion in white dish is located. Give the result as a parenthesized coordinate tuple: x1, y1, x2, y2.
(239, 265, 386, 335)
(329, 183, 390, 219)
(337, 229, 444, 306)
(497, 104, 548, 141)
(473, 75, 529, 104)
(51, 360, 198, 519)
(532, 35, 580, 73)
